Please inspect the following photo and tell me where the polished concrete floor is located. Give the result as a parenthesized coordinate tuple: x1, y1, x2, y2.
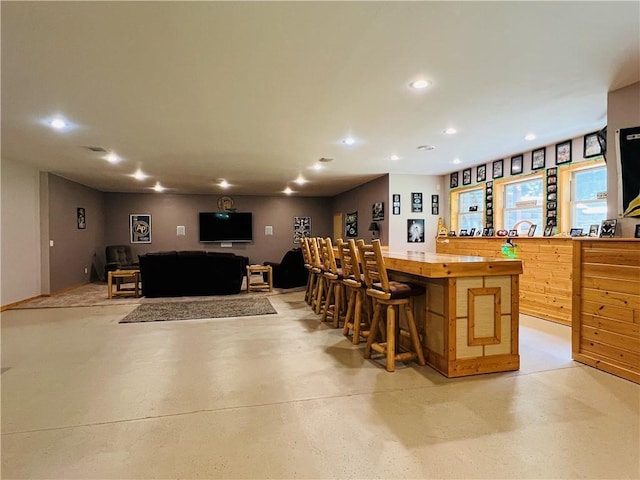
(1, 290, 639, 479)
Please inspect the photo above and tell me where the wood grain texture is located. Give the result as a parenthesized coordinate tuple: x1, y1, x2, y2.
(572, 239, 640, 384)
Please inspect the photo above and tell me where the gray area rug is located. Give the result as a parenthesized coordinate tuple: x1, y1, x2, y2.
(119, 297, 277, 323)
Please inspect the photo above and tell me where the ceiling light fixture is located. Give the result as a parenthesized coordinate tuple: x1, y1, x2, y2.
(453, 158, 462, 164)
(283, 187, 293, 195)
(153, 182, 165, 192)
(294, 175, 307, 185)
(342, 137, 356, 146)
(525, 133, 536, 141)
(444, 128, 457, 135)
(50, 118, 67, 129)
(312, 163, 324, 171)
(132, 169, 148, 181)
(409, 79, 430, 89)
(417, 145, 436, 151)
(219, 179, 230, 189)
(390, 155, 400, 161)
(104, 152, 121, 164)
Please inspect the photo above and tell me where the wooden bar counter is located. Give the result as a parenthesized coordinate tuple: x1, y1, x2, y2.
(382, 250, 523, 378)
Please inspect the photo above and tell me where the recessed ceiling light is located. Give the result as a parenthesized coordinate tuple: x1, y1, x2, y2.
(153, 182, 165, 192)
(390, 155, 400, 161)
(342, 137, 356, 146)
(50, 118, 67, 129)
(104, 152, 121, 164)
(131, 169, 148, 181)
(219, 179, 230, 189)
(417, 145, 436, 151)
(444, 128, 457, 135)
(525, 133, 536, 141)
(283, 187, 293, 195)
(409, 79, 430, 89)
(311, 163, 324, 171)
(453, 158, 462, 164)
(294, 175, 307, 185)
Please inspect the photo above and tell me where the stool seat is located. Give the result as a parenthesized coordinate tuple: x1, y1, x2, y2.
(371, 281, 423, 300)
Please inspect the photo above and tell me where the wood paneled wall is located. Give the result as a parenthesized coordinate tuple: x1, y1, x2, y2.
(572, 239, 640, 384)
(436, 237, 573, 324)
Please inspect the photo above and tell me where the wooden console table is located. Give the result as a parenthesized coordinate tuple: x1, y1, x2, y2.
(382, 250, 523, 378)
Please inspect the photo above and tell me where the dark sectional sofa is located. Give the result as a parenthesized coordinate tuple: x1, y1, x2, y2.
(139, 251, 248, 297)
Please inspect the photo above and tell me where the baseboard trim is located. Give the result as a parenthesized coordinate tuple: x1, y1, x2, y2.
(1, 281, 90, 311)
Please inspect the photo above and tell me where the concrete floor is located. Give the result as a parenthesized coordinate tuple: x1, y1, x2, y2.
(1, 290, 639, 479)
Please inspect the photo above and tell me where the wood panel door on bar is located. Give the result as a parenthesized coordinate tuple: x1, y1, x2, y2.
(572, 239, 640, 384)
(436, 237, 573, 325)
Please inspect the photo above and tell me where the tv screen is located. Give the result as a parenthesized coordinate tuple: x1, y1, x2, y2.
(199, 212, 253, 243)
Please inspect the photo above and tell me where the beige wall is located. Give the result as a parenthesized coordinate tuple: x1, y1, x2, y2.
(608, 81, 640, 237)
(103, 193, 333, 266)
(331, 175, 389, 245)
(1, 158, 42, 305)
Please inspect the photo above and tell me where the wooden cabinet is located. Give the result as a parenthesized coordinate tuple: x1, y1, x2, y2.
(436, 237, 573, 324)
(572, 239, 640, 384)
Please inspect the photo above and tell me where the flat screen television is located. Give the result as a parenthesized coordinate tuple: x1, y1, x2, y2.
(199, 212, 253, 243)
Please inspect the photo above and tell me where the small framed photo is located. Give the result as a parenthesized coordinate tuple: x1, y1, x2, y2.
(450, 172, 459, 189)
(531, 148, 546, 170)
(510, 155, 523, 175)
(77, 207, 86, 229)
(547, 193, 557, 201)
(431, 203, 439, 215)
(482, 228, 490, 236)
(372, 202, 384, 221)
(547, 184, 557, 194)
(469, 228, 476, 236)
(527, 225, 537, 237)
(589, 224, 599, 237)
(600, 219, 617, 238)
(393, 194, 400, 202)
(547, 167, 557, 176)
(411, 192, 423, 213)
(635, 224, 640, 239)
(569, 228, 583, 237)
(487, 227, 495, 236)
(543, 226, 553, 237)
(492, 159, 504, 179)
(393, 205, 400, 215)
(431, 194, 439, 204)
(547, 176, 557, 185)
(555, 140, 572, 165)
(547, 201, 557, 210)
(584, 131, 603, 158)
(508, 229, 518, 237)
(463, 168, 472, 185)
(476, 164, 486, 182)
(460, 229, 469, 237)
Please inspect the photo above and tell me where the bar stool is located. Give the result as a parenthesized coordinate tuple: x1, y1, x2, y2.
(357, 239, 426, 372)
(310, 237, 327, 315)
(337, 238, 371, 344)
(319, 237, 344, 327)
(300, 237, 317, 306)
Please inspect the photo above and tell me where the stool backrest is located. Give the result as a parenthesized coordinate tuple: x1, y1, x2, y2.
(319, 237, 339, 274)
(357, 239, 390, 292)
(309, 237, 322, 269)
(337, 238, 363, 282)
(300, 237, 312, 266)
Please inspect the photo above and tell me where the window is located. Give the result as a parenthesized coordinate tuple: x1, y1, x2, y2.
(457, 188, 484, 233)
(571, 166, 607, 231)
(503, 177, 544, 234)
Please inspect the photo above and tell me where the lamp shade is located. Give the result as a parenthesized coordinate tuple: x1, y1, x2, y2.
(369, 222, 380, 232)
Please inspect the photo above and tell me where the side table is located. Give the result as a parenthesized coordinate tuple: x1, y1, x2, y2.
(246, 265, 273, 293)
(108, 269, 141, 299)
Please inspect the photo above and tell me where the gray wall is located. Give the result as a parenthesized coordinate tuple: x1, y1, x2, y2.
(607, 81, 640, 237)
(332, 175, 389, 244)
(103, 193, 333, 265)
(47, 174, 106, 292)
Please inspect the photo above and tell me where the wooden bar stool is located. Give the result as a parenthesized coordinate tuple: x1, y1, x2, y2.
(310, 237, 327, 315)
(357, 239, 426, 372)
(337, 238, 371, 344)
(319, 237, 344, 327)
(300, 237, 317, 306)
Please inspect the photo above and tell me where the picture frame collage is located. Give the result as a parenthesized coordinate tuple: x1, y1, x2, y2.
(392, 194, 401, 215)
(545, 167, 558, 234)
(485, 181, 493, 228)
(431, 194, 439, 215)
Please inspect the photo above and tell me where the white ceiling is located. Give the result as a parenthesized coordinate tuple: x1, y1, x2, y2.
(2, 1, 639, 197)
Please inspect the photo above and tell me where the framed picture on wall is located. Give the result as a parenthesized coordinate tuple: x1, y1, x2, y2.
(372, 202, 384, 221)
(584, 131, 603, 158)
(510, 155, 523, 175)
(531, 148, 546, 170)
(462, 168, 472, 185)
(345, 211, 358, 238)
(555, 140, 572, 165)
(130, 214, 152, 243)
(407, 219, 425, 243)
(450, 172, 459, 189)
(77, 207, 86, 229)
(411, 193, 423, 213)
(492, 159, 504, 179)
(476, 164, 486, 182)
(293, 216, 311, 243)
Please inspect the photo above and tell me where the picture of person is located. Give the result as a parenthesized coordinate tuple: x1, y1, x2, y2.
(407, 219, 424, 243)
